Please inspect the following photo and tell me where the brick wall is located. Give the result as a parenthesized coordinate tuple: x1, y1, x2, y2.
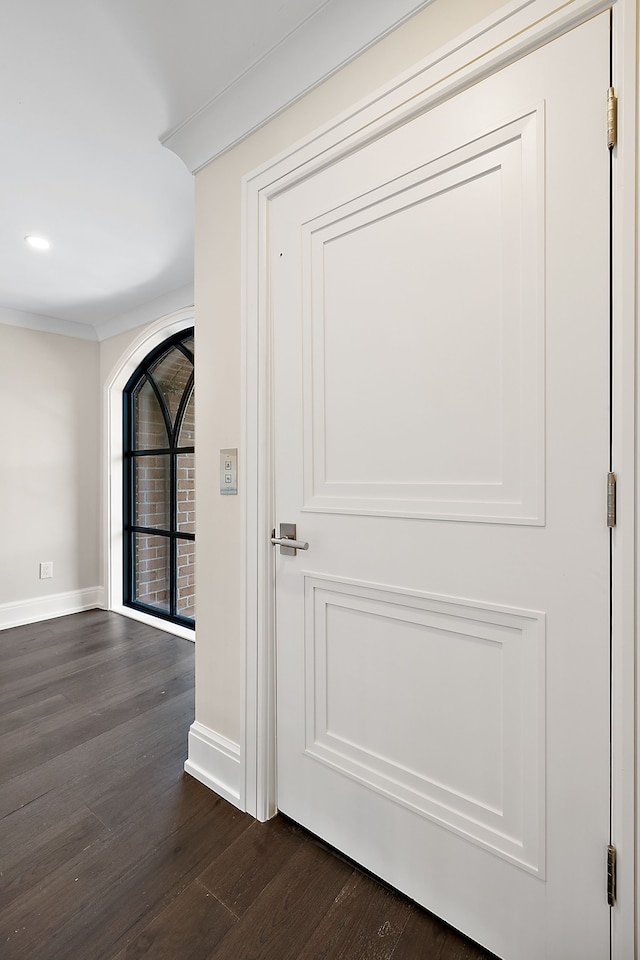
(135, 456, 170, 530)
(135, 535, 170, 612)
(177, 539, 196, 620)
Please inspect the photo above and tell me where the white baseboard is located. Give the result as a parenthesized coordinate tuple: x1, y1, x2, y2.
(184, 721, 242, 810)
(0, 587, 103, 631)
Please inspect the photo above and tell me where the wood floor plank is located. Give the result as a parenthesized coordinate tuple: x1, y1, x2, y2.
(0, 661, 193, 782)
(198, 815, 304, 917)
(52, 640, 194, 704)
(0, 626, 137, 689)
(0, 633, 191, 711)
(206, 843, 355, 960)
(0, 730, 189, 864)
(0, 804, 107, 912)
(15, 789, 251, 960)
(0, 693, 71, 735)
(0, 614, 186, 695)
(86, 735, 192, 830)
(0, 622, 58, 661)
(0, 778, 233, 960)
(0, 686, 193, 819)
(111, 881, 236, 960)
(390, 903, 500, 960)
(296, 870, 411, 960)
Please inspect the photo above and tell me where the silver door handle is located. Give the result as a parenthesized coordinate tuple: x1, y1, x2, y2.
(271, 523, 309, 555)
(271, 536, 309, 550)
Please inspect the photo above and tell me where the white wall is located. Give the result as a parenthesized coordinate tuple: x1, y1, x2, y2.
(99, 324, 150, 382)
(0, 324, 100, 627)
(193, 0, 508, 747)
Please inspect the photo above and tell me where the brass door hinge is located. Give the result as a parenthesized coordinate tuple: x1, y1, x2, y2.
(607, 472, 617, 528)
(608, 87, 618, 150)
(607, 844, 617, 907)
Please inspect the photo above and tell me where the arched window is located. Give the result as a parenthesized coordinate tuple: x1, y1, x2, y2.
(123, 329, 195, 627)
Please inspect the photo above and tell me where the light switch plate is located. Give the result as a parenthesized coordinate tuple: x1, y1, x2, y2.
(220, 448, 238, 495)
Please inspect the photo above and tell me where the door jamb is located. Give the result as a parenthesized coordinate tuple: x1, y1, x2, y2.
(241, 2, 637, 955)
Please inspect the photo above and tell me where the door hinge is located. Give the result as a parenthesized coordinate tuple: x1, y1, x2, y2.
(607, 472, 617, 528)
(607, 844, 617, 907)
(607, 87, 618, 150)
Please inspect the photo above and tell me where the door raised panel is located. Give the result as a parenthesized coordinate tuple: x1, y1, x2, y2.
(302, 112, 544, 523)
(304, 575, 545, 873)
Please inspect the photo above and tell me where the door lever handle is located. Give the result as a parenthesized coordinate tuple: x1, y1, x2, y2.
(271, 523, 309, 555)
(271, 536, 309, 550)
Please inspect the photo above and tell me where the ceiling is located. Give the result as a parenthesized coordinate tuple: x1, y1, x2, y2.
(2, 0, 430, 341)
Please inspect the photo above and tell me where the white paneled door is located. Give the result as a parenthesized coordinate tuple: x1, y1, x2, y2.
(271, 13, 611, 959)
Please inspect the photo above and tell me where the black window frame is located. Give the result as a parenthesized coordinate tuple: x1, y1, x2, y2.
(123, 328, 195, 628)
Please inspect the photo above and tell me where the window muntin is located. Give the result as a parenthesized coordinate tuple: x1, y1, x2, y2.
(124, 330, 195, 628)
(149, 348, 193, 427)
(178, 391, 195, 446)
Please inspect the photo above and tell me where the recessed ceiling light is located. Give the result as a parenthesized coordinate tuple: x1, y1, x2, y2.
(24, 235, 51, 251)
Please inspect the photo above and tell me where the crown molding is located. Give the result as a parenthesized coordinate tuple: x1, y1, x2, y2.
(0, 306, 97, 341)
(162, 0, 435, 174)
(0, 283, 195, 344)
(95, 282, 194, 342)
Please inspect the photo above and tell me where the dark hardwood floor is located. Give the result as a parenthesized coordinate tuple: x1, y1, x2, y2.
(0, 610, 496, 960)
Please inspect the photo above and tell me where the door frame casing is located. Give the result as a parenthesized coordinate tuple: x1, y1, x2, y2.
(240, 1, 637, 955)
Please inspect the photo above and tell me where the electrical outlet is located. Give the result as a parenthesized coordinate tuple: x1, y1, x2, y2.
(39, 561, 53, 580)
